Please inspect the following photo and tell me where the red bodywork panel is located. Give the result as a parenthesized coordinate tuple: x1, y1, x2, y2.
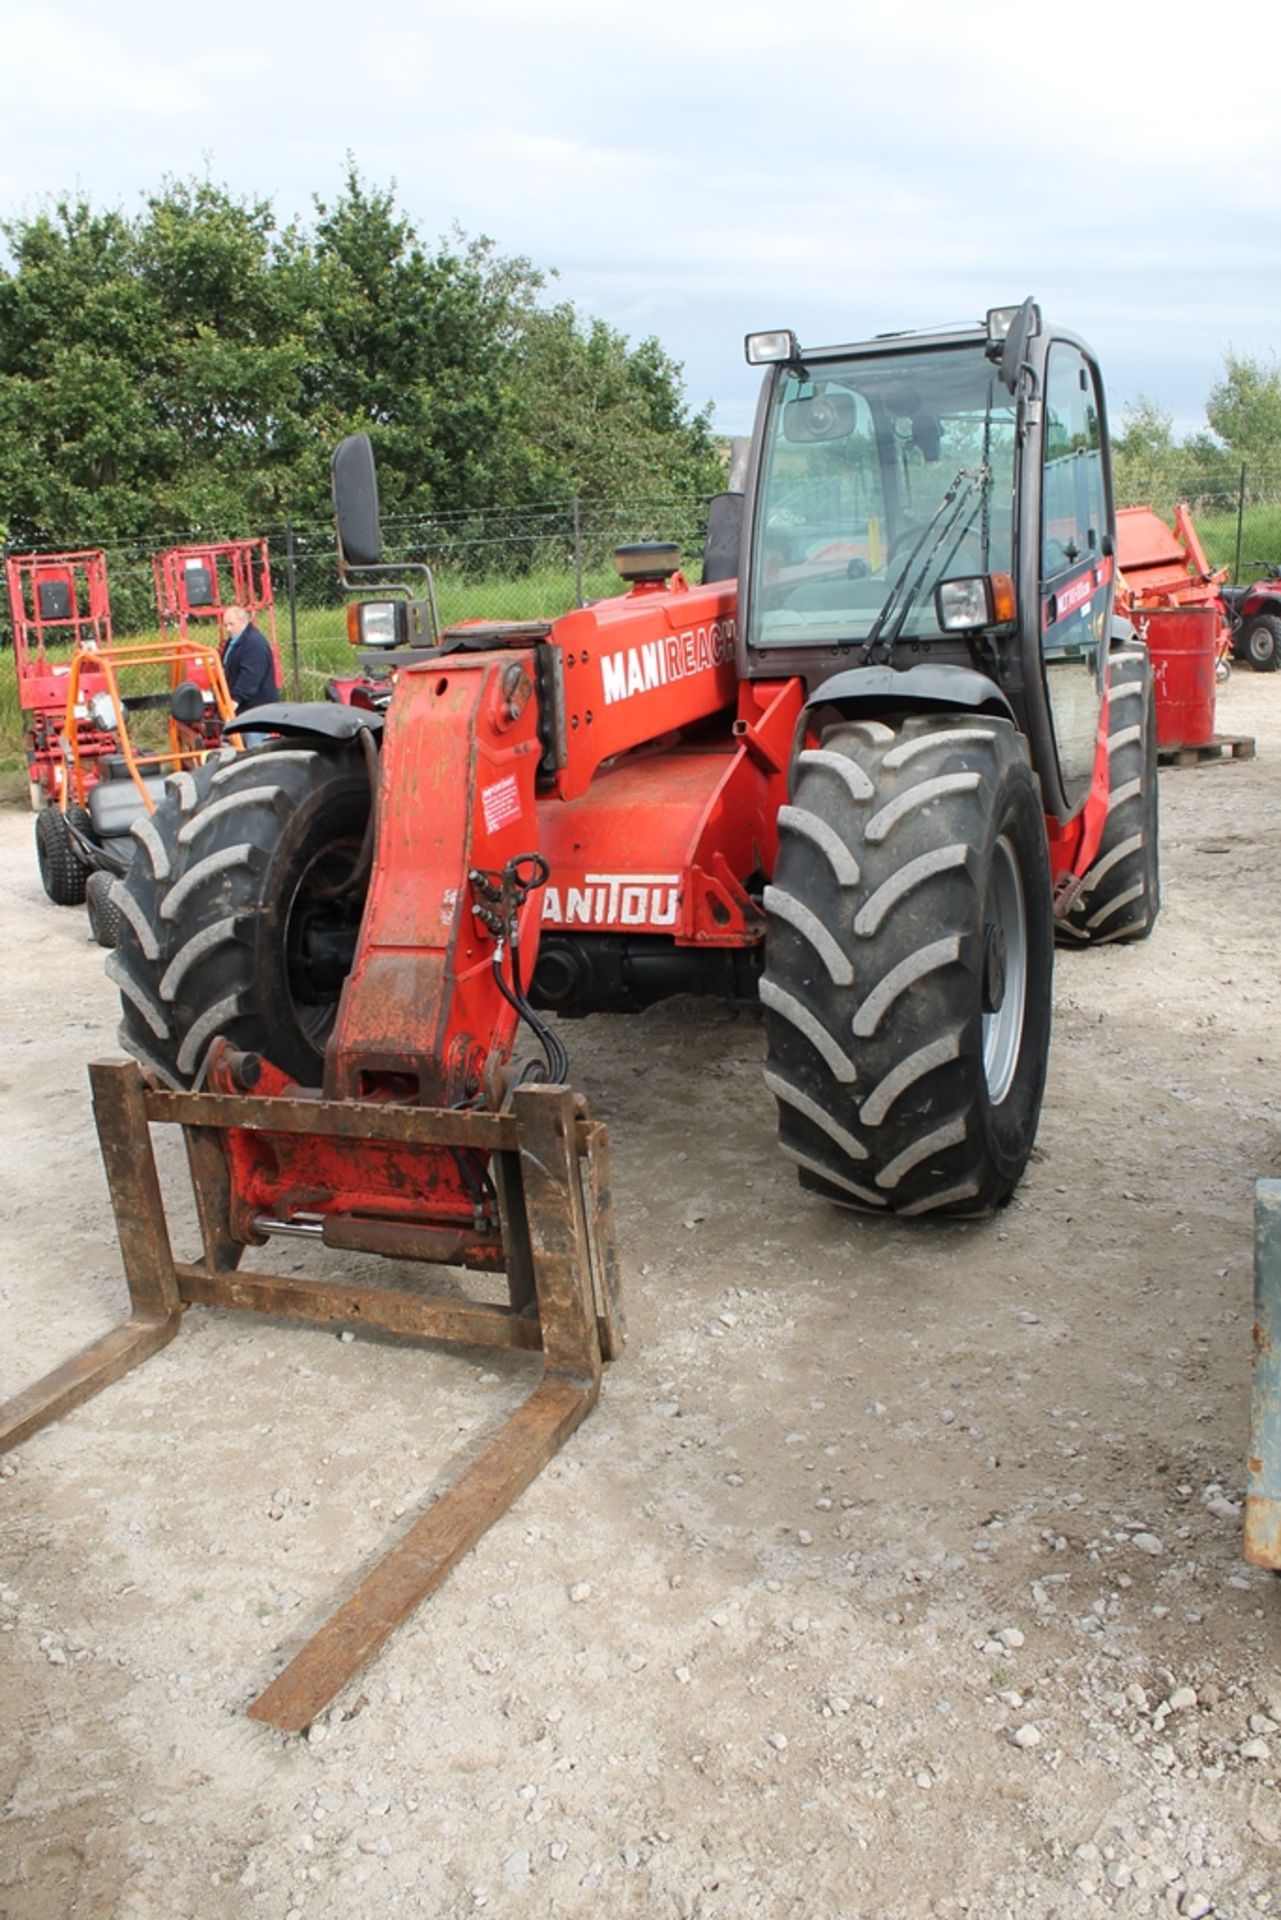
(328, 654, 544, 1109)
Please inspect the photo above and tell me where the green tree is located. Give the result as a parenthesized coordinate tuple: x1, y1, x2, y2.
(510, 303, 721, 507)
(1206, 351, 1281, 469)
(1110, 392, 1236, 514)
(0, 165, 725, 563)
(0, 199, 159, 537)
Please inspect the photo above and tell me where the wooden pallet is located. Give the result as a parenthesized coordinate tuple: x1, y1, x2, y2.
(1158, 732, 1256, 768)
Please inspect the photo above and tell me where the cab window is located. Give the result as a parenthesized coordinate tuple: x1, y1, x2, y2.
(1042, 347, 1106, 578)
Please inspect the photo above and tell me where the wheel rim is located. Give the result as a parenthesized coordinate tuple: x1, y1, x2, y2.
(282, 835, 368, 1053)
(982, 835, 1027, 1106)
(1251, 627, 1275, 664)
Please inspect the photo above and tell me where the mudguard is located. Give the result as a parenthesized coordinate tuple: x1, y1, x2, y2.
(803, 662, 1016, 721)
(231, 701, 384, 740)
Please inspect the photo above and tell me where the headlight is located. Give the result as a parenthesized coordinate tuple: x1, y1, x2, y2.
(347, 601, 402, 649)
(936, 573, 1016, 632)
(88, 692, 118, 730)
(745, 329, 800, 366)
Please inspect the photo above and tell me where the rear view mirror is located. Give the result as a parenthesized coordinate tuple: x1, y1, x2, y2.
(988, 297, 1040, 395)
(702, 492, 744, 583)
(332, 433, 382, 570)
(783, 390, 857, 443)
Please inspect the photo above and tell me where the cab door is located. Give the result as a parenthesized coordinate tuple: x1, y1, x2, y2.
(1039, 344, 1112, 809)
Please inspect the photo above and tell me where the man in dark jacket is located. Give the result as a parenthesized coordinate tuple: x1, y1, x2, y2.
(221, 604, 280, 745)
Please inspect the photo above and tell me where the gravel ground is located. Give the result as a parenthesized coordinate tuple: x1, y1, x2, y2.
(2, 668, 1279, 1920)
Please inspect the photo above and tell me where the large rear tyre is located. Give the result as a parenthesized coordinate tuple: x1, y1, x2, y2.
(762, 715, 1054, 1218)
(35, 805, 92, 906)
(110, 744, 371, 1088)
(1058, 646, 1160, 946)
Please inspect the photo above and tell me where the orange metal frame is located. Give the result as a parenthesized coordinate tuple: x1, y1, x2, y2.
(60, 636, 241, 815)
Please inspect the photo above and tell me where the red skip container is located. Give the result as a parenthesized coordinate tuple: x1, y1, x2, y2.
(1140, 605, 1217, 750)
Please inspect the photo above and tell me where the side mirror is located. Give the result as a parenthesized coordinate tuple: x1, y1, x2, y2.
(702, 492, 744, 584)
(332, 433, 382, 571)
(990, 297, 1040, 395)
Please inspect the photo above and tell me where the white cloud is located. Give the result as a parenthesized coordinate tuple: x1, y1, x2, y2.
(2, 0, 1277, 436)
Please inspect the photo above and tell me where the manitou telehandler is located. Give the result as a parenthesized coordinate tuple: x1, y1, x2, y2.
(1, 299, 1160, 1729)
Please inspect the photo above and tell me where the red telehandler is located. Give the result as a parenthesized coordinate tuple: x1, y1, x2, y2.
(1, 299, 1159, 1729)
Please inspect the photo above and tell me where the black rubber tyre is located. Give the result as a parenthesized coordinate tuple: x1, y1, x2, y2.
(35, 805, 92, 906)
(1058, 646, 1161, 947)
(1242, 614, 1281, 672)
(85, 869, 124, 949)
(761, 715, 1054, 1218)
(110, 743, 371, 1088)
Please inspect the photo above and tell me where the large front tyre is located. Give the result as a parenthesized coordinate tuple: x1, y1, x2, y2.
(761, 716, 1054, 1218)
(1058, 646, 1160, 946)
(110, 743, 371, 1089)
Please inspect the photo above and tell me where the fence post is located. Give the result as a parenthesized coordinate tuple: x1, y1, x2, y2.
(285, 519, 301, 698)
(572, 498, 584, 609)
(1234, 465, 1247, 585)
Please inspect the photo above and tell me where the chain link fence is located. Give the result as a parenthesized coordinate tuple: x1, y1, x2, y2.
(5, 467, 1281, 743)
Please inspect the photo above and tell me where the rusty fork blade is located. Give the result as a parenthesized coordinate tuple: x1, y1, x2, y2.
(247, 1371, 597, 1734)
(0, 1313, 181, 1453)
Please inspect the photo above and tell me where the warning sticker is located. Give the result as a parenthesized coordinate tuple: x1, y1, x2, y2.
(481, 774, 522, 834)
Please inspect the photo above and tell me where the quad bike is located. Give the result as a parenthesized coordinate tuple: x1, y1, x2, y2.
(1221, 562, 1281, 671)
(1, 299, 1160, 1730)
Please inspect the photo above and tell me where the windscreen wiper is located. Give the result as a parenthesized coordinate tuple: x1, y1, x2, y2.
(863, 465, 991, 658)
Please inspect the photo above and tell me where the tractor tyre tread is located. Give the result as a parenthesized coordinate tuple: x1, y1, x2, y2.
(1057, 646, 1160, 946)
(111, 744, 370, 1088)
(761, 715, 1054, 1218)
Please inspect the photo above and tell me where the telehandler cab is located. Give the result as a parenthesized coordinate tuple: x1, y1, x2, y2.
(1, 299, 1159, 1728)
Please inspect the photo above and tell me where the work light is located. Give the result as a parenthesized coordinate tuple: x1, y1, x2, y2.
(745, 330, 800, 366)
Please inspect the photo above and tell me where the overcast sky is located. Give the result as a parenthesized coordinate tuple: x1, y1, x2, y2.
(4, 0, 1277, 442)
